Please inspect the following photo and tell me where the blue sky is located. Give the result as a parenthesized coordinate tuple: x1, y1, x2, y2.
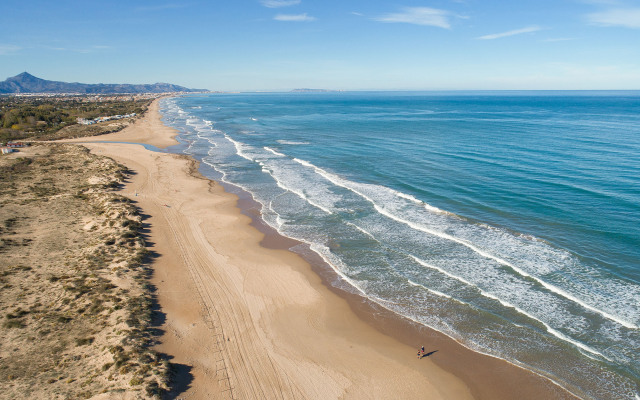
(1, 0, 639, 91)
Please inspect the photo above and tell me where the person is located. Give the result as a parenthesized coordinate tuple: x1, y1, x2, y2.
(417, 351, 421, 359)
(421, 345, 425, 355)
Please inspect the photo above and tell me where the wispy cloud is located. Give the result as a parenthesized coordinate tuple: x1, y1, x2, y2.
(587, 8, 640, 28)
(374, 7, 454, 29)
(477, 25, 542, 40)
(261, 0, 301, 8)
(274, 13, 315, 22)
(0, 45, 21, 55)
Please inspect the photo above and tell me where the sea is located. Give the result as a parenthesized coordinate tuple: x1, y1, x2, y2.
(158, 91, 640, 400)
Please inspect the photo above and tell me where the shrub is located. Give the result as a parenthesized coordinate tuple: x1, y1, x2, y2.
(3, 319, 24, 328)
(75, 337, 95, 346)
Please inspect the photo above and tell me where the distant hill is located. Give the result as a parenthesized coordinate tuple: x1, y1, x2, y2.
(0, 72, 207, 94)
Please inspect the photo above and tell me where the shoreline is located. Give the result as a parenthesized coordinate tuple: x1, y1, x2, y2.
(222, 150, 581, 400)
(67, 97, 579, 399)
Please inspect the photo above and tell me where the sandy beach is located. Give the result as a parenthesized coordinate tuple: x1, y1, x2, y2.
(67, 98, 578, 399)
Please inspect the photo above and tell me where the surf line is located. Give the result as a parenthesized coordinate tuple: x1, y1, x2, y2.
(408, 279, 461, 302)
(410, 256, 610, 360)
(226, 139, 333, 215)
(262, 164, 332, 215)
(291, 158, 637, 330)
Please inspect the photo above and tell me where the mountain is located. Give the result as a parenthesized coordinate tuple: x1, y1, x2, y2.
(0, 72, 206, 94)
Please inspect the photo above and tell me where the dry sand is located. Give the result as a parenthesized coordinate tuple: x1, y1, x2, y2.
(70, 98, 577, 399)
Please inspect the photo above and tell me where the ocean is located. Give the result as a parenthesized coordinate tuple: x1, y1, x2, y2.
(158, 91, 640, 400)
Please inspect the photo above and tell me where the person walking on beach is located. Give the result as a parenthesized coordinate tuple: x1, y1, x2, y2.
(421, 345, 425, 355)
(417, 350, 422, 359)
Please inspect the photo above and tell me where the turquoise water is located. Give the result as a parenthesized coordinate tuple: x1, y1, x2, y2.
(160, 92, 640, 399)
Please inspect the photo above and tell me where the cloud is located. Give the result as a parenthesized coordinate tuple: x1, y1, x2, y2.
(261, 0, 301, 8)
(374, 7, 453, 29)
(477, 25, 542, 40)
(587, 8, 640, 28)
(0, 45, 21, 55)
(274, 13, 315, 21)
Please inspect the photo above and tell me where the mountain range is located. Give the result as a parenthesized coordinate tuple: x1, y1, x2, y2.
(0, 72, 206, 94)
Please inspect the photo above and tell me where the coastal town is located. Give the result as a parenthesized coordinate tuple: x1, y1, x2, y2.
(9, 92, 162, 102)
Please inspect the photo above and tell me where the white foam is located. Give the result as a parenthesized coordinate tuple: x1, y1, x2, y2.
(224, 135, 253, 162)
(345, 222, 379, 242)
(291, 157, 637, 330)
(277, 140, 310, 145)
(369, 295, 401, 306)
(197, 133, 218, 147)
(293, 158, 314, 168)
(395, 191, 446, 213)
(396, 191, 421, 203)
(275, 213, 285, 228)
(408, 279, 456, 301)
(409, 255, 474, 287)
(264, 146, 285, 157)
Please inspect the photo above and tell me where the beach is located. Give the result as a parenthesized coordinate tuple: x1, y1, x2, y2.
(68, 98, 579, 399)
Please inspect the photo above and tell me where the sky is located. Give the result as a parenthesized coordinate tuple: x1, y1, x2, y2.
(1, 0, 639, 91)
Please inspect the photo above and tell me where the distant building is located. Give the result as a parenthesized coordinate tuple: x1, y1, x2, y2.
(6, 142, 25, 148)
(77, 113, 136, 125)
(1, 147, 15, 154)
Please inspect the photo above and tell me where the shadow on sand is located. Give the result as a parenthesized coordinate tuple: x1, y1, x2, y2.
(418, 350, 439, 359)
(131, 203, 195, 398)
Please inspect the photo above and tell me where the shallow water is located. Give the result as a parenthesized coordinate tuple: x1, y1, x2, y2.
(159, 91, 640, 399)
